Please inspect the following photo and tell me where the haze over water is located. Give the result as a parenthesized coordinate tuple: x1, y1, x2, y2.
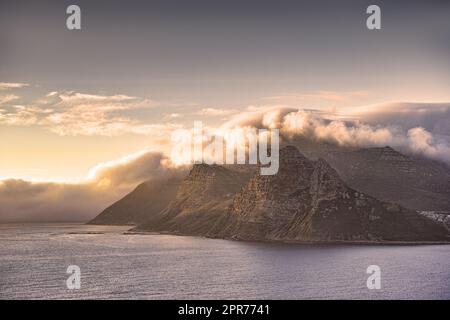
(0, 224, 449, 299)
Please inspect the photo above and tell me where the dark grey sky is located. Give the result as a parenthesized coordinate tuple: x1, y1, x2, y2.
(0, 0, 449, 105)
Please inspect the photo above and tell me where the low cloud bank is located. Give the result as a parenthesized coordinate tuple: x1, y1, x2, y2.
(0, 180, 107, 222)
(0, 151, 184, 223)
(221, 104, 450, 165)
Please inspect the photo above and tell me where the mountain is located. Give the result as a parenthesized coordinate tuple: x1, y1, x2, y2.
(213, 146, 448, 242)
(288, 138, 450, 212)
(132, 146, 449, 242)
(136, 164, 256, 234)
(88, 177, 181, 225)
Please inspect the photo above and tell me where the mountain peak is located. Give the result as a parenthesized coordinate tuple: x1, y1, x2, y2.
(92, 142, 450, 243)
(367, 145, 403, 157)
(191, 162, 222, 172)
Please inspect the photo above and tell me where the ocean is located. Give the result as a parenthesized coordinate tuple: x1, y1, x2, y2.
(0, 223, 449, 299)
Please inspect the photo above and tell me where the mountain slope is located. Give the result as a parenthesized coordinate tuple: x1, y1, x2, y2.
(88, 177, 181, 225)
(214, 146, 448, 242)
(289, 138, 450, 212)
(136, 164, 255, 234)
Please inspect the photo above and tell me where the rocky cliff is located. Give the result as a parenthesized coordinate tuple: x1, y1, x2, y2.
(289, 138, 450, 212)
(213, 146, 448, 242)
(136, 164, 255, 234)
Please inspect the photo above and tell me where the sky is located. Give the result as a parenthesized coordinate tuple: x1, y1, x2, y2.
(0, 0, 450, 221)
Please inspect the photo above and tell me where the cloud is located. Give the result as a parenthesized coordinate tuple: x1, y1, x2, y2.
(0, 151, 185, 223)
(406, 127, 450, 164)
(164, 113, 181, 119)
(261, 90, 370, 107)
(0, 94, 19, 105)
(87, 150, 179, 189)
(222, 105, 450, 165)
(0, 90, 173, 136)
(349, 102, 450, 139)
(0, 105, 53, 126)
(0, 180, 105, 222)
(199, 108, 239, 117)
(43, 91, 158, 136)
(222, 106, 297, 129)
(0, 82, 30, 90)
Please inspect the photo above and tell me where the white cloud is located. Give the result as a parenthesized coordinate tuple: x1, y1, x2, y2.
(0, 90, 169, 136)
(223, 105, 450, 165)
(0, 150, 185, 223)
(0, 94, 19, 105)
(199, 107, 239, 117)
(87, 150, 178, 189)
(221, 106, 296, 129)
(0, 82, 30, 90)
(347, 102, 450, 139)
(0, 105, 53, 126)
(165, 113, 181, 119)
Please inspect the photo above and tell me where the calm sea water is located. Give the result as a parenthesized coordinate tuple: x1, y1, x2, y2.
(0, 223, 449, 300)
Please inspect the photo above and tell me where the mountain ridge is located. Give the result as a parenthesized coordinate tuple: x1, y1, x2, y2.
(134, 146, 448, 242)
(288, 138, 450, 212)
(89, 145, 450, 243)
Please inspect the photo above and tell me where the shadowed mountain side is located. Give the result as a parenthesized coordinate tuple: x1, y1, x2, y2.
(88, 177, 182, 225)
(288, 138, 450, 212)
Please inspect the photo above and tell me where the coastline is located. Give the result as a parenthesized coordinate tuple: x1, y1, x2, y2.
(123, 227, 450, 246)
